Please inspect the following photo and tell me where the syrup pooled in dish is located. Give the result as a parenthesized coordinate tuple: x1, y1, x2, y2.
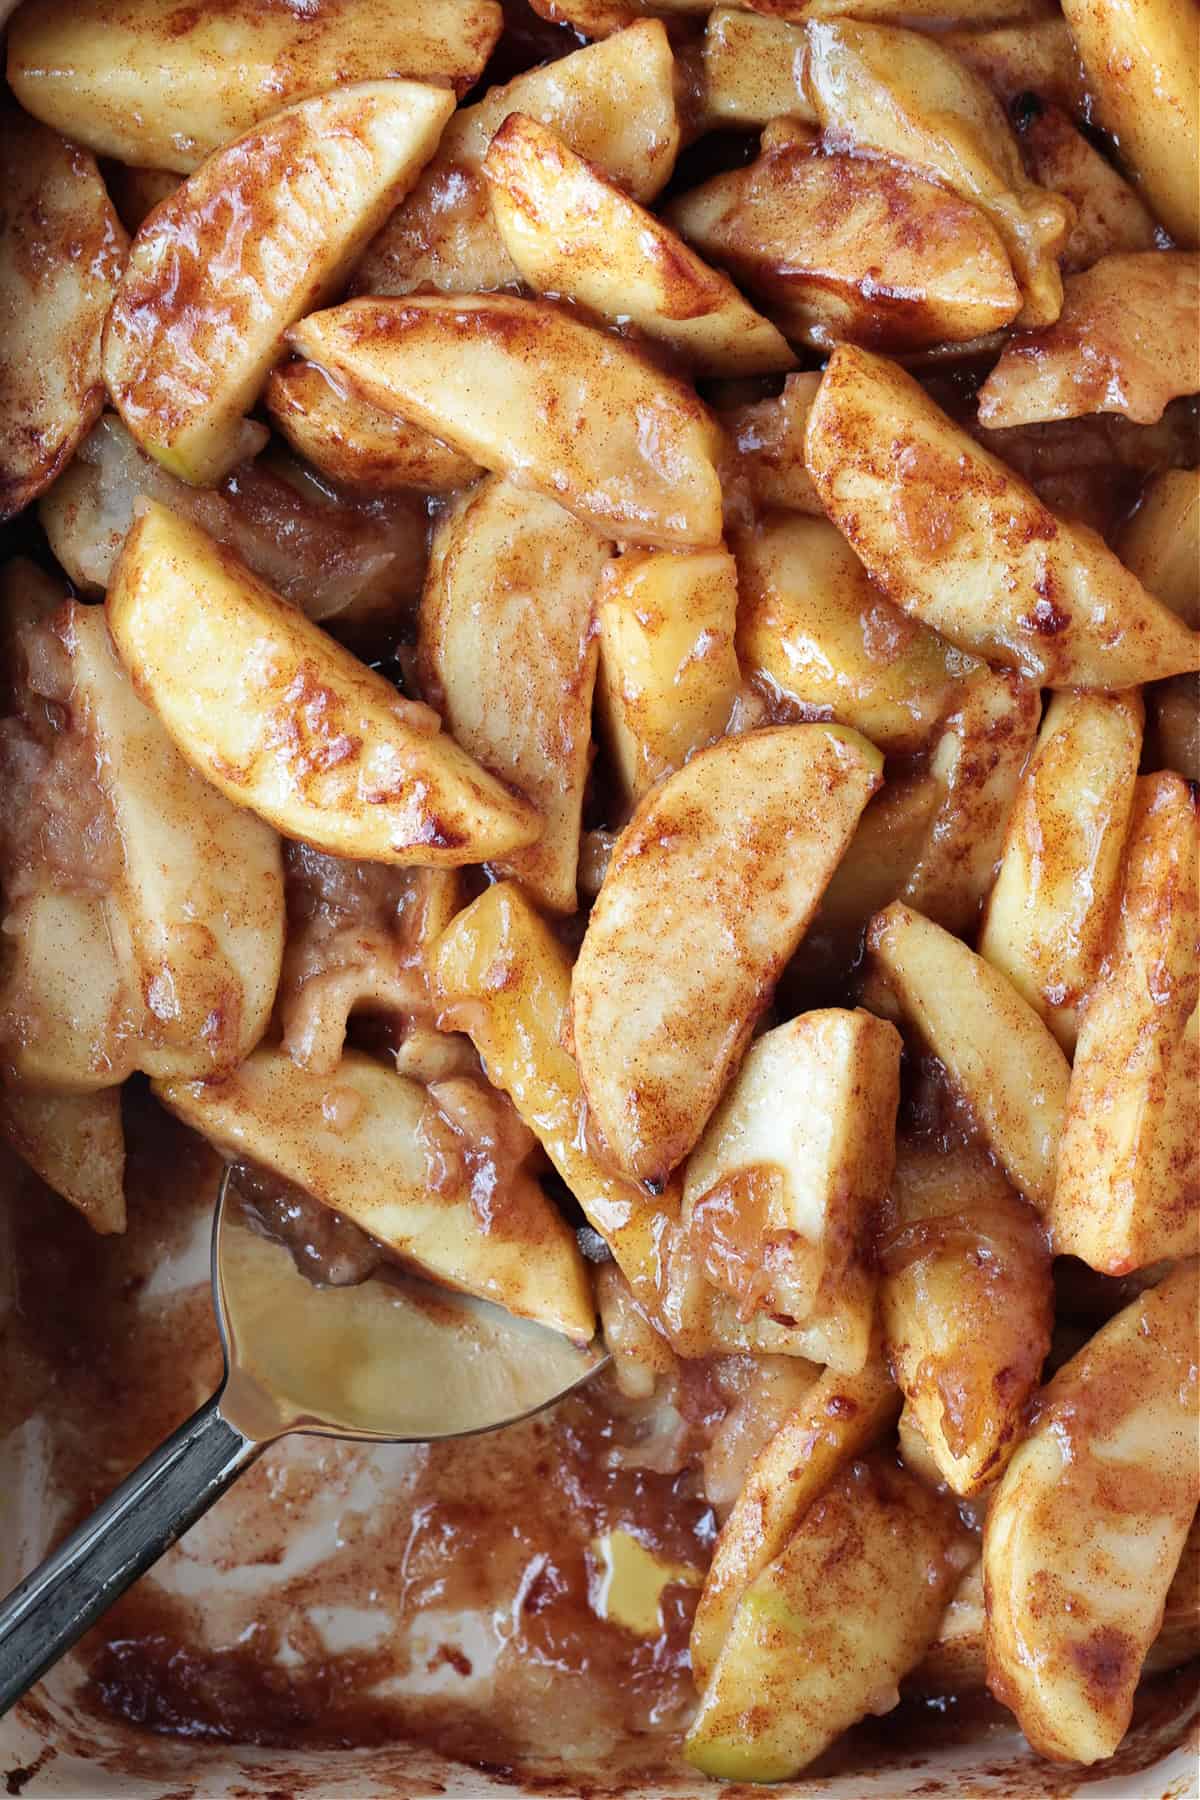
(0, 0, 1197, 1786)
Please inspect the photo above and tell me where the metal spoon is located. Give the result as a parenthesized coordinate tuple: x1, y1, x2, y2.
(0, 1168, 607, 1715)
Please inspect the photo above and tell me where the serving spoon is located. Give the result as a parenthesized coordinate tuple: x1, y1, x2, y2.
(0, 1168, 607, 1715)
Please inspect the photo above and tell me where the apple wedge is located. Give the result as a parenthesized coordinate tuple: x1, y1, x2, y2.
(353, 21, 680, 298)
(266, 361, 479, 495)
(8, 0, 498, 171)
(867, 903, 1071, 1212)
(1019, 104, 1158, 273)
(735, 514, 968, 754)
(103, 81, 456, 487)
(572, 724, 883, 1186)
(0, 101, 126, 521)
(698, 8, 816, 130)
(804, 20, 1071, 327)
(942, 18, 1088, 112)
(432, 881, 674, 1302)
(289, 296, 724, 549)
(0, 1085, 125, 1235)
(0, 565, 285, 1087)
(805, 346, 1200, 688)
(155, 1046, 595, 1342)
(901, 669, 1040, 938)
(66, 603, 286, 1080)
(915, 1517, 1200, 1697)
(1119, 468, 1200, 624)
(879, 1138, 1053, 1497)
(1060, 0, 1198, 247)
(688, 1344, 899, 1688)
(419, 477, 610, 912)
(978, 254, 1200, 428)
(678, 1008, 901, 1376)
(984, 1261, 1200, 1764)
(979, 690, 1144, 1052)
(687, 1454, 968, 1781)
(484, 114, 793, 378)
(1050, 774, 1199, 1274)
(718, 374, 823, 517)
(668, 145, 1021, 354)
(596, 547, 740, 805)
(40, 417, 426, 640)
(107, 503, 542, 867)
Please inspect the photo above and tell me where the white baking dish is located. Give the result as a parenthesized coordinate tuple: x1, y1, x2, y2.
(2, 1143, 1197, 1800)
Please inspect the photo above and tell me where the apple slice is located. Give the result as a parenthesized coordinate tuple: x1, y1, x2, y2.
(0, 571, 285, 1089)
(805, 346, 1200, 688)
(668, 144, 1021, 353)
(900, 668, 1040, 938)
(483, 114, 793, 378)
(0, 1085, 125, 1236)
(289, 296, 724, 549)
(8, 0, 498, 171)
(266, 361, 479, 495)
(678, 1007, 901, 1376)
(1060, 0, 1198, 247)
(698, 8, 815, 129)
(942, 18, 1088, 112)
(1019, 104, 1158, 273)
(1119, 468, 1200, 624)
(867, 902, 1071, 1212)
(879, 1137, 1052, 1497)
(984, 1261, 1200, 1763)
(687, 1454, 968, 1781)
(67, 603, 286, 1080)
(103, 81, 455, 487)
(804, 19, 1071, 327)
(420, 477, 610, 912)
(689, 1344, 899, 1688)
(572, 724, 883, 1185)
(978, 253, 1200, 428)
(352, 21, 680, 298)
(156, 1046, 595, 1342)
(735, 514, 968, 754)
(596, 547, 740, 805)
(40, 416, 426, 641)
(979, 690, 1144, 1052)
(432, 880, 674, 1303)
(1050, 774, 1199, 1274)
(0, 101, 126, 521)
(108, 503, 542, 867)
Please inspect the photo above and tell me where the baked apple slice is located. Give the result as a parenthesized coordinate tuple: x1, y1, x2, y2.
(420, 476, 610, 912)
(804, 18, 1072, 326)
(289, 296, 724, 549)
(984, 1261, 1200, 1763)
(483, 113, 794, 377)
(0, 101, 126, 521)
(571, 724, 883, 1185)
(1060, 0, 1198, 246)
(106, 503, 542, 867)
(805, 346, 1200, 688)
(156, 1046, 596, 1342)
(668, 143, 1021, 353)
(0, 1085, 125, 1236)
(352, 20, 680, 298)
(103, 81, 455, 486)
(8, 0, 498, 170)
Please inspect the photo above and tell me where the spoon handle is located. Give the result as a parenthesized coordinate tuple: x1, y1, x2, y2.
(0, 1391, 259, 1716)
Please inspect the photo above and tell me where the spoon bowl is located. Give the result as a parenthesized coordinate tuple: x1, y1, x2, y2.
(0, 1166, 607, 1715)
